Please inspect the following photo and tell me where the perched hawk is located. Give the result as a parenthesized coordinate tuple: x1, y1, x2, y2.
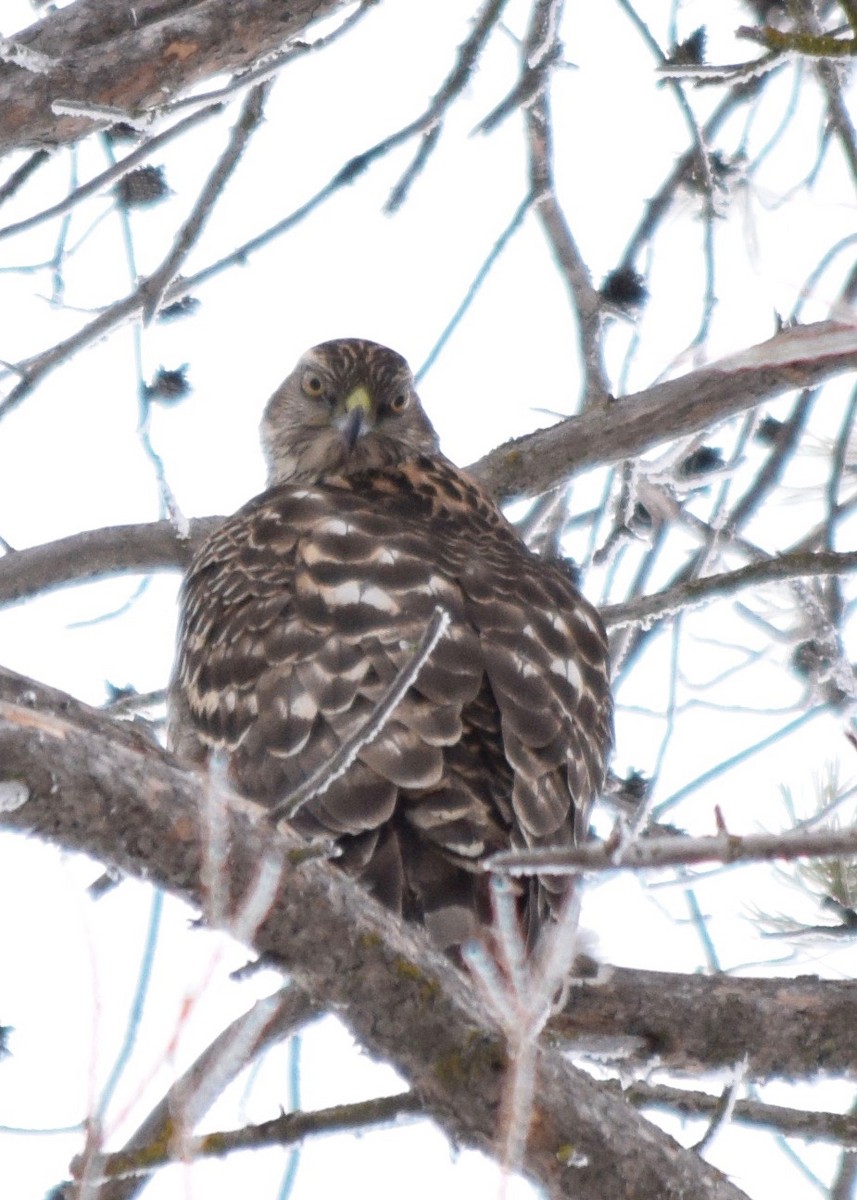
(169, 339, 612, 950)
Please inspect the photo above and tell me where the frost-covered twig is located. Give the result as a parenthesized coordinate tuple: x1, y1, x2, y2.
(490, 823, 857, 876)
(602, 549, 857, 630)
(464, 879, 583, 1178)
(269, 607, 451, 822)
(139, 83, 270, 322)
(0, 37, 54, 75)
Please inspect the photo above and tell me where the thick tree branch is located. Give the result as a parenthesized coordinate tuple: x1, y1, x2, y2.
(0, 517, 220, 609)
(3, 324, 857, 611)
(0, 665, 747, 1200)
(0, 0, 345, 155)
(554, 966, 857, 1077)
(473, 320, 857, 501)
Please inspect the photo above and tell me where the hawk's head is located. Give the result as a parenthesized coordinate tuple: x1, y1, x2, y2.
(262, 339, 440, 485)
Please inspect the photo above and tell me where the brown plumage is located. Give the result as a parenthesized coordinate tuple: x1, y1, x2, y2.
(169, 339, 612, 950)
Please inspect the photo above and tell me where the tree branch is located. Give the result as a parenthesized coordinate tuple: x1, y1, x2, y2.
(602, 549, 857, 630)
(553, 965, 857, 1077)
(0, 518, 220, 609)
(472, 320, 857, 501)
(0, 664, 747, 1200)
(3, 323, 857, 611)
(0, 0, 345, 155)
(491, 824, 857, 876)
(626, 1079, 857, 1147)
(87, 1092, 423, 1183)
(91, 984, 321, 1200)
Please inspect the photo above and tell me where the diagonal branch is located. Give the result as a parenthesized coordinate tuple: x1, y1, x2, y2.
(0, 0, 344, 155)
(92, 985, 321, 1200)
(0, 664, 748, 1200)
(472, 320, 857, 501)
(270, 606, 451, 820)
(602, 549, 857, 630)
(138, 81, 271, 321)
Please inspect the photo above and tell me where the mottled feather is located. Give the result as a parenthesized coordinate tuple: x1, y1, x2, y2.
(169, 339, 612, 949)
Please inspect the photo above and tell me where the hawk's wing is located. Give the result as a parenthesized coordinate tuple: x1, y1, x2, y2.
(170, 458, 611, 945)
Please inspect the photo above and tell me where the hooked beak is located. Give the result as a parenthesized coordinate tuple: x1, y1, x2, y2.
(341, 385, 373, 450)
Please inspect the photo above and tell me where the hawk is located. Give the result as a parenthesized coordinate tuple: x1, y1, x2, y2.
(169, 339, 612, 951)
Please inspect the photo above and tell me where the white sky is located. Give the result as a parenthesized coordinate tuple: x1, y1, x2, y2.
(0, 2, 856, 1198)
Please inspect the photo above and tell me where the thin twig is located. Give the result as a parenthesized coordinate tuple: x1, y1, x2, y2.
(627, 1079, 857, 1148)
(522, 0, 609, 407)
(269, 607, 451, 821)
(602, 549, 857, 630)
(139, 83, 271, 322)
(0, 105, 223, 244)
(490, 821, 857, 877)
(84, 1092, 422, 1182)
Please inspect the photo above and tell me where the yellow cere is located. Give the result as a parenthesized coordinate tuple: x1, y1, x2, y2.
(343, 385, 373, 415)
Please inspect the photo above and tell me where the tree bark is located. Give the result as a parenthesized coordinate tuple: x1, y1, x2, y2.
(554, 965, 857, 1077)
(0, 664, 747, 1200)
(0, 0, 345, 154)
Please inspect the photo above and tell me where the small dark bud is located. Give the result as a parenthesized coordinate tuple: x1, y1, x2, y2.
(157, 296, 200, 323)
(756, 416, 784, 445)
(600, 266, 648, 312)
(679, 446, 724, 477)
(668, 27, 706, 65)
(631, 502, 652, 530)
(556, 557, 583, 588)
(105, 122, 141, 144)
(621, 769, 649, 801)
(115, 165, 169, 209)
(143, 365, 190, 404)
(686, 150, 740, 195)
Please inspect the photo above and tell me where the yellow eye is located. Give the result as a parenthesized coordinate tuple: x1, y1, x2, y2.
(390, 392, 409, 413)
(301, 369, 325, 399)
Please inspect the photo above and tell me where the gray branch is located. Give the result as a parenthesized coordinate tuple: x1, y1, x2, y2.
(0, 664, 747, 1200)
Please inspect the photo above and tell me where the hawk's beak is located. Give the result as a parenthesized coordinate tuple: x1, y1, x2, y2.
(342, 385, 373, 450)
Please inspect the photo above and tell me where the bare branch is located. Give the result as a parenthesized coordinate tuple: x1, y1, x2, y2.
(0, 664, 749, 1200)
(472, 320, 857, 501)
(553, 965, 857, 1076)
(0, 0, 345, 155)
(0, 104, 223, 243)
(90, 985, 320, 1200)
(523, 0, 609, 407)
(627, 1080, 857, 1147)
(138, 82, 270, 322)
(0, 518, 220, 610)
(491, 824, 857, 877)
(602, 549, 857, 630)
(86, 1092, 422, 1183)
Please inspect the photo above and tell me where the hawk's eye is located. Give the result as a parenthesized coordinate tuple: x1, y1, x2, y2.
(390, 392, 409, 413)
(301, 370, 325, 399)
